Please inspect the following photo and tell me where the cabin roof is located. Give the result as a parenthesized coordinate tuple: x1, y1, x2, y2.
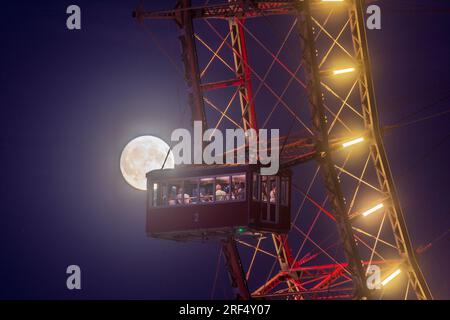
(146, 164, 256, 180)
(147, 164, 291, 180)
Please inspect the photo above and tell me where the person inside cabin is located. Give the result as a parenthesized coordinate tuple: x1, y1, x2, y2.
(215, 184, 227, 201)
(270, 185, 277, 203)
(168, 192, 177, 206)
(176, 187, 190, 204)
(261, 181, 268, 202)
(228, 184, 235, 200)
(236, 182, 245, 200)
(191, 188, 198, 204)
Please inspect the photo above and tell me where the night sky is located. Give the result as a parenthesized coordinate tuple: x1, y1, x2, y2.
(0, 0, 449, 299)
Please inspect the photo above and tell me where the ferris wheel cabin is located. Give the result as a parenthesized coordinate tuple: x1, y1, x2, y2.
(146, 165, 291, 241)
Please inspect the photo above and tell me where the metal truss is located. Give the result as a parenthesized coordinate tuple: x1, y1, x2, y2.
(298, 0, 368, 299)
(135, 0, 433, 300)
(347, 0, 432, 299)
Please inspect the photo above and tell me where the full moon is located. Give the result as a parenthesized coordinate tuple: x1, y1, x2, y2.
(120, 136, 174, 191)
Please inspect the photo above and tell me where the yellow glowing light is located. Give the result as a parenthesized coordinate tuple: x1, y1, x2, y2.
(362, 203, 384, 217)
(381, 269, 401, 286)
(322, 0, 344, 2)
(342, 137, 364, 148)
(333, 67, 355, 75)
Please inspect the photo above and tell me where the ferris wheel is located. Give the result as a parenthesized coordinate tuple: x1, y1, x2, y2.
(134, 0, 432, 300)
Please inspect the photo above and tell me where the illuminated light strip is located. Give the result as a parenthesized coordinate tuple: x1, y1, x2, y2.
(333, 67, 355, 75)
(322, 0, 344, 2)
(362, 203, 384, 217)
(342, 137, 364, 148)
(381, 269, 401, 286)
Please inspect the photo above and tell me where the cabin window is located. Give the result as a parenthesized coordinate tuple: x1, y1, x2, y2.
(153, 182, 167, 207)
(184, 178, 199, 204)
(215, 176, 230, 201)
(152, 183, 159, 207)
(260, 176, 270, 221)
(161, 183, 168, 206)
(151, 173, 248, 207)
(166, 181, 183, 205)
(232, 174, 246, 200)
(259, 176, 280, 223)
(252, 173, 259, 201)
(261, 176, 268, 202)
(281, 177, 289, 206)
(200, 177, 214, 203)
(269, 176, 277, 204)
(270, 176, 279, 222)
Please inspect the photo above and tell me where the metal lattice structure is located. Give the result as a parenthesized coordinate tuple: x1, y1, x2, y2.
(134, 0, 432, 300)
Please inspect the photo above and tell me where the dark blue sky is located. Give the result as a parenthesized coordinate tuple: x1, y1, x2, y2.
(0, 1, 449, 299)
